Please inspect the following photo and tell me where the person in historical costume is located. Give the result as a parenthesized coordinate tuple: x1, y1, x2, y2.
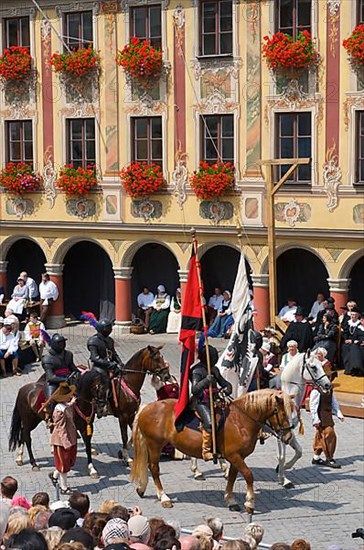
(39, 273, 59, 325)
(137, 286, 155, 331)
(246, 331, 270, 392)
(341, 307, 361, 375)
(313, 313, 338, 363)
(314, 297, 339, 337)
(310, 365, 344, 469)
(24, 311, 46, 362)
(190, 345, 232, 461)
(87, 319, 124, 378)
(42, 334, 78, 426)
(208, 290, 233, 338)
(345, 311, 364, 376)
(151, 367, 180, 458)
(339, 300, 358, 334)
(48, 386, 78, 495)
(148, 285, 171, 335)
(278, 297, 297, 321)
(166, 288, 182, 334)
(280, 307, 314, 353)
(308, 291, 326, 321)
(0, 321, 20, 377)
(7, 277, 29, 317)
(19, 271, 39, 302)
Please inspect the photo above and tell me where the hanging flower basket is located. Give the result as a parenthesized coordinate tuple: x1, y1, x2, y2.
(343, 24, 364, 68)
(120, 162, 165, 198)
(0, 46, 32, 81)
(262, 31, 319, 75)
(0, 162, 42, 196)
(56, 165, 98, 197)
(190, 161, 235, 200)
(50, 47, 101, 78)
(117, 37, 163, 86)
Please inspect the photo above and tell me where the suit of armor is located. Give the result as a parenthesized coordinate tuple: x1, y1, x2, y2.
(87, 319, 123, 377)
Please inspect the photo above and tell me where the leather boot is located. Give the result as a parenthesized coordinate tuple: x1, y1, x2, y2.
(202, 430, 213, 461)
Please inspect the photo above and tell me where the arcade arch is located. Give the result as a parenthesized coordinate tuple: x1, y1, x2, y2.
(5, 238, 47, 297)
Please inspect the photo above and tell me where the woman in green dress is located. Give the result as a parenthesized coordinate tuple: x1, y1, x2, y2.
(149, 284, 171, 334)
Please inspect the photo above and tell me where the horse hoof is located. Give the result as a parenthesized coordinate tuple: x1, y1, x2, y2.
(16, 460, 23, 467)
(194, 473, 205, 481)
(229, 503, 241, 512)
(91, 447, 99, 456)
(32, 464, 40, 471)
(283, 481, 295, 489)
(244, 504, 255, 514)
(161, 500, 173, 508)
(90, 471, 100, 479)
(136, 488, 145, 498)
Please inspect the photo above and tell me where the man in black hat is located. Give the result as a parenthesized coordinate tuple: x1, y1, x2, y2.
(42, 334, 78, 425)
(87, 319, 124, 378)
(280, 307, 314, 353)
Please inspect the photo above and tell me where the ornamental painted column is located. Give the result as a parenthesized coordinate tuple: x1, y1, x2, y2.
(0, 261, 8, 300)
(178, 269, 188, 304)
(44, 263, 65, 329)
(327, 278, 350, 312)
(252, 274, 270, 332)
(114, 268, 133, 326)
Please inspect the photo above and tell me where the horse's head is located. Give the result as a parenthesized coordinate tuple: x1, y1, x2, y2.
(143, 345, 170, 382)
(302, 350, 331, 392)
(266, 391, 294, 444)
(78, 370, 110, 418)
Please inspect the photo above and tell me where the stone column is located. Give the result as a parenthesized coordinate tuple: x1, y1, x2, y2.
(178, 269, 189, 304)
(0, 261, 8, 300)
(252, 274, 270, 331)
(327, 278, 350, 312)
(44, 263, 66, 329)
(114, 267, 133, 327)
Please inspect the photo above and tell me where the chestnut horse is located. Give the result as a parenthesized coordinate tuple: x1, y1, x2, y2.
(109, 345, 170, 464)
(131, 389, 294, 513)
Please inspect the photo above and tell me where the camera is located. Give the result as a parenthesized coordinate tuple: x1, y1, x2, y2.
(352, 528, 364, 540)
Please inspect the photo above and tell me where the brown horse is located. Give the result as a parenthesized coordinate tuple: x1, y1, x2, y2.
(9, 369, 109, 477)
(131, 389, 294, 513)
(109, 345, 170, 464)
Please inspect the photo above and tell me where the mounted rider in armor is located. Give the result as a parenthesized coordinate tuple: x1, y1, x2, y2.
(42, 334, 78, 427)
(87, 319, 124, 378)
(190, 345, 232, 461)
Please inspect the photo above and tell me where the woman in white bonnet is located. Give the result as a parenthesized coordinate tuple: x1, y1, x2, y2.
(148, 284, 171, 334)
(166, 288, 182, 334)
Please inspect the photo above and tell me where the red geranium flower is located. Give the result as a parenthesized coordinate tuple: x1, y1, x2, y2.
(116, 37, 163, 82)
(262, 31, 319, 72)
(120, 162, 165, 197)
(343, 24, 364, 67)
(50, 47, 101, 77)
(0, 162, 42, 196)
(0, 46, 32, 81)
(190, 161, 235, 200)
(56, 165, 98, 197)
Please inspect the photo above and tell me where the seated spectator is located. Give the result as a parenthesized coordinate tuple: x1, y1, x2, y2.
(149, 285, 171, 335)
(128, 515, 151, 546)
(308, 292, 325, 321)
(205, 517, 223, 550)
(3, 309, 20, 334)
(313, 313, 338, 363)
(315, 298, 339, 335)
(24, 312, 46, 363)
(280, 340, 299, 370)
(339, 300, 358, 333)
(102, 518, 130, 546)
(19, 271, 39, 302)
(208, 291, 233, 338)
(68, 492, 90, 527)
(31, 493, 50, 509)
(39, 273, 59, 326)
(243, 523, 264, 548)
(207, 288, 223, 325)
(5, 528, 48, 550)
(350, 312, 364, 376)
(1, 476, 18, 503)
(166, 288, 182, 334)
(7, 276, 29, 317)
(278, 297, 297, 320)
(0, 322, 20, 377)
(280, 307, 313, 353)
(137, 287, 155, 331)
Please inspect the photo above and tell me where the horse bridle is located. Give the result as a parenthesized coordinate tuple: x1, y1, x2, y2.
(301, 355, 329, 388)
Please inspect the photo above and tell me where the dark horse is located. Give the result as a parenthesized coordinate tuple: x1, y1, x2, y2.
(109, 345, 170, 464)
(131, 389, 295, 513)
(9, 369, 109, 478)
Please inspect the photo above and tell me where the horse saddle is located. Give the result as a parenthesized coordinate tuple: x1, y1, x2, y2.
(183, 406, 228, 433)
(29, 385, 46, 414)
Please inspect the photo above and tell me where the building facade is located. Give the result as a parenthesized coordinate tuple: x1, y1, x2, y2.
(0, 0, 363, 329)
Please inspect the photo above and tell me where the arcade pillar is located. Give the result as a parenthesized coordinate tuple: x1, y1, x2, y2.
(44, 263, 66, 328)
(327, 278, 350, 312)
(252, 274, 270, 331)
(178, 269, 189, 303)
(0, 261, 8, 301)
(114, 267, 133, 326)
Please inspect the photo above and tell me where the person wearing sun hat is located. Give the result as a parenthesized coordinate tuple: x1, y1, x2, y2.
(102, 518, 130, 546)
(128, 515, 151, 545)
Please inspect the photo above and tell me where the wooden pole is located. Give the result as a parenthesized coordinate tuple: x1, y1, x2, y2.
(191, 228, 217, 461)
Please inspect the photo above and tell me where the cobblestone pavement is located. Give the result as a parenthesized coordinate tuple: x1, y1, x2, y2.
(0, 325, 363, 549)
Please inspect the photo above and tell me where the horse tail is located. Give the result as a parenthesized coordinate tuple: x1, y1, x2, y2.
(9, 401, 22, 452)
(130, 408, 149, 493)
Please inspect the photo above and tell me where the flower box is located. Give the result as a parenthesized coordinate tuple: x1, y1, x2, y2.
(117, 37, 163, 86)
(343, 25, 364, 68)
(262, 31, 319, 74)
(56, 165, 98, 197)
(190, 161, 235, 200)
(50, 47, 101, 78)
(120, 162, 165, 198)
(0, 46, 32, 81)
(0, 162, 42, 196)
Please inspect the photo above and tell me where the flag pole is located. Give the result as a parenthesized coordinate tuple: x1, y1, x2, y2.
(190, 228, 217, 462)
